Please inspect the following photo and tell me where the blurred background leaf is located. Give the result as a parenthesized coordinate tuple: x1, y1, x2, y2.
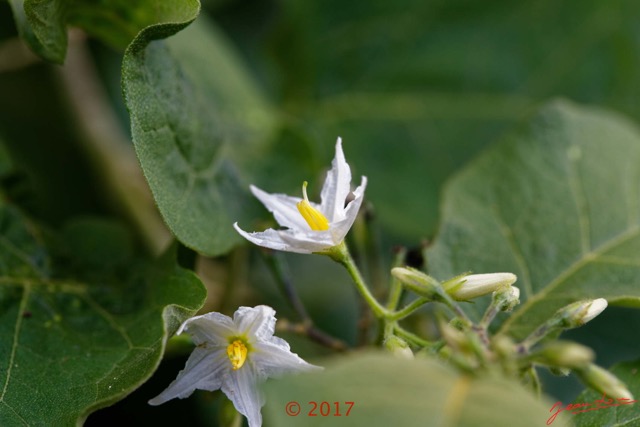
(264, 353, 571, 427)
(209, 0, 640, 243)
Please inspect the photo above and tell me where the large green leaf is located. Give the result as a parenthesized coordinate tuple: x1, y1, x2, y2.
(426, 100, 640, 340)
(573, 359, 640, 427)
(264, 353, 570, 427)
(122, 15, 277, 256)
(0, 212, 206, 425)
(8, 0, 200, 63)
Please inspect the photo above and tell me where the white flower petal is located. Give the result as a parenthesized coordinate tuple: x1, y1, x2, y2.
(252, 339, 323, 378)
(180, 312, 237, 346)
(320, 137, 352, 222)
(329, 175, 367, 242)
(249, 185, 309, 230)
(221, 364, 264, 427)
(233, 306, 277, 341)
(279, 229, 336, 252)
(448, 272, 517, 301)
(233, 223, 313, 254)
(583, 298, 608, 323)
(148, 348, 227, 405)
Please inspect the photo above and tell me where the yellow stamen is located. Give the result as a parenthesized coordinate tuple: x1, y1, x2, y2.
(296, 181, 330, 231)
(226, 340, 248, 370)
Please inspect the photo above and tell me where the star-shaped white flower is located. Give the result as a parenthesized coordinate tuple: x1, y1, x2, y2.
(149, 305, 321, 427)
(234, 137, 367, 254)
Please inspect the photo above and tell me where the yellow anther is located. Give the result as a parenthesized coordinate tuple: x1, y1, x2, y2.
(296, 181, 330, 231)
(226, 340, 248, 370)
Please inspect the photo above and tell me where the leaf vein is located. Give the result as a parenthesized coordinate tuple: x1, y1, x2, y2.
(0, 401, 29, 426)
(0, 235, 46, 278)
(80, 294, 134, 349)
(500, 225, 640, 333)
(567, 146, 591, 254)
(0, 283, 31, 402)
(0, 277, 85, 293)
(490, 204, 533, 298)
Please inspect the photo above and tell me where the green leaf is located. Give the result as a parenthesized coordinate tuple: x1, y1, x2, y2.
(573, 359, 640, 427)
(264, 353, 570, 427)
(0, 211, 206, 425)
(7, 0, 55, 62)
(122, 15, 277, 256)
(426, 100, 640, 339)
(8, 0, 200, 63)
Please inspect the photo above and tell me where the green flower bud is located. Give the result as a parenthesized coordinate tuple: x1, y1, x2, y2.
(529, 341, 594, 369)
(439, 321, 469, 352)
(384, 336, 414, 359)
(576, 364, 633, 400)
(554, 298, 608, 329)
(391, 267, 442, 299)
(493, 285, 520, 312)
(548, 367, 571, 377)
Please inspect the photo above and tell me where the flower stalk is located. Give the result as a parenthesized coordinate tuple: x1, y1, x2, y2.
(329, 242, 390, 319)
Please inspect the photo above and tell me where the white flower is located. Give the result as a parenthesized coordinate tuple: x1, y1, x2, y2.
(234, 137, 367, 254)
(149, 306, 321, 427)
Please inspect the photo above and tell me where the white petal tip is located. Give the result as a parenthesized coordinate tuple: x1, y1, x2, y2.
(148, 397, 163, 406)
(584, 298, 608, 322)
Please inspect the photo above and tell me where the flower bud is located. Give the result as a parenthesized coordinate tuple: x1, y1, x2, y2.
(384, 336, 414, 359)
(576, 364, 634, 400)
(554, 298, 608, 329)
(443, 272, 517, 301)
(391, 267, 442, 299)
(439, 321, 469, 352)
(493, 285, 520, 312)
(530, 341, 594, 369)
(582, 298, 608, 323)
(549, 367, 571, 377)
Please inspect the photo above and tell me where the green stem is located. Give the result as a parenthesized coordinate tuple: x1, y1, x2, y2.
(329, 242, 389, 318)
(479, 304, 499, 330)
(386, 247, 407, 311)
(520, 319, 560, 350)
(388, 297, 431, 321)
(523, 366, 542, 397)
(394, 326, 439, 349)
(437, 290, 473, 327)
